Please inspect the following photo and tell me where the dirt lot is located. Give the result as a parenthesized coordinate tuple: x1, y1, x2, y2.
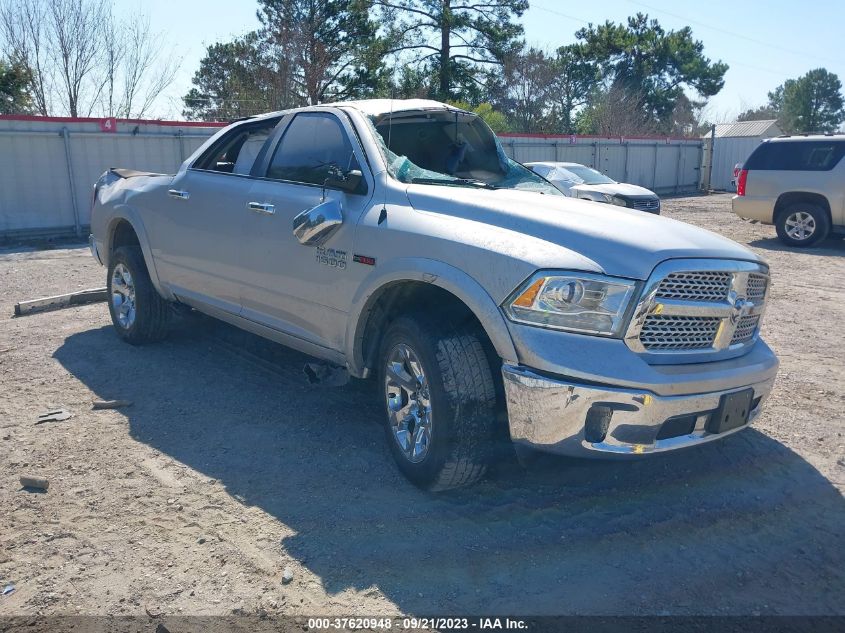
(0, 193, 843, 617)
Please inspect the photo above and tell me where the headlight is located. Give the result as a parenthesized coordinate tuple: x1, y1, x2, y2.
(504, 272, 639, 336)
(601, 193, 628, 207)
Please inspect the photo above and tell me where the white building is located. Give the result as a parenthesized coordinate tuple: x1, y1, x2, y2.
(703, 119, 783, 191)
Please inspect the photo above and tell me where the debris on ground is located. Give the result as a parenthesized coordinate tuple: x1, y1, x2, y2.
(19, 475, 49, 491)
(281, 567, 294, 584)
(2, 584, 14, 596)
(92, 399, 133, 410)
(13, 287, 108, 317)
(35, 408, 73, 424)
(303, 362, 349, 387)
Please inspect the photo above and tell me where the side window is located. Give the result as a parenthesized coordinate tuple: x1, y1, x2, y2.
(266, 113, 359, 185)
(746, 141, 845, 171)
(193, 120, 278, 174)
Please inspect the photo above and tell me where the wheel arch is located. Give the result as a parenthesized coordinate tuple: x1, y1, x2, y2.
(774, 191, 832, 225)
(346, 259, 519, 379)
(104, 209, 170, 299)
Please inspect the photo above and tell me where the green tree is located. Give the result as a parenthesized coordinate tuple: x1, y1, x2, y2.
(377, 0, 528, 101)
(0, 57, 32, 114)
(182, 34, 285, 120)
(576, 13, 727, 131)
(499, 47, 554, 133)
(183, 0, 386, 119)
(737, 104, 779, 122)
(776, 68, 844, 133)
(257, 0, 387, 105)
(547, 44, 599, 134)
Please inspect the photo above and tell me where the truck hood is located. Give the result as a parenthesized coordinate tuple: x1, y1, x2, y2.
(570, 182, 657, 197)
(405, 185, 761, 280)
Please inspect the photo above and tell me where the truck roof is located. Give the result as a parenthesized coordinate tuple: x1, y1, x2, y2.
(334, 99, 466, 117)
(229, 99, 471, 126)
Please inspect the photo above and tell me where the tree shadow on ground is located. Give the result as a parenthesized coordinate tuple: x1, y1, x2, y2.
(53, 317, 845, 615)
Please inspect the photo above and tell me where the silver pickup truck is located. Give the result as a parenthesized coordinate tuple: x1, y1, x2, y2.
(89, 99, 779, 490)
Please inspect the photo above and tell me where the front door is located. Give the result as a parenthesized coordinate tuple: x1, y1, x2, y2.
(239, 111, 374, 352)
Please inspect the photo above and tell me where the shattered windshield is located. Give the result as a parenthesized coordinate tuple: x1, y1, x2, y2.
(368, 109, 560, 195)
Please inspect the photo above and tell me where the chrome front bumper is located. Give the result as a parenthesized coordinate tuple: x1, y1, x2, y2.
(503, 363, 777, 458)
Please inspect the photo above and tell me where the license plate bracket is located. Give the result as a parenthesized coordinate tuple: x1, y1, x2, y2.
(708, 389, 754, 434)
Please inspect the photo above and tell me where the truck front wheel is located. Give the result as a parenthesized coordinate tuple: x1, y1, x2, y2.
(107, 246, 172, 345)
(378, 313, 500, 491)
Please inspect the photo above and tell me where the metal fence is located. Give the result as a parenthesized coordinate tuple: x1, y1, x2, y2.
(0, 116, 225, 240)
(498, 133, 703, 195)
(0, 116, 703, 240)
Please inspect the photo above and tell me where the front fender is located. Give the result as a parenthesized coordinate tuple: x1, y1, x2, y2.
(345, 257, 519, 377)
(104, 207, 171, 300)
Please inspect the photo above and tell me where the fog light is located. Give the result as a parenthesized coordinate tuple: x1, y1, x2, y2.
(585, 405, 613, 443)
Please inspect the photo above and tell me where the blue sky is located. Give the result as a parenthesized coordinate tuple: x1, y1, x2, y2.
(138, 0, 845, 121)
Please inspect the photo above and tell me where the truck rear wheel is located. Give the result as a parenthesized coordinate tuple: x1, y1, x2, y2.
(378, 313, 500, 491)
(107, 246, 171, 345)
(775, 202, 830, 247)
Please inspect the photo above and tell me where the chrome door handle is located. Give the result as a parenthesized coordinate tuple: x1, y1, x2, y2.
(248, 201, 275, 215)
(168, 189, 190, 200)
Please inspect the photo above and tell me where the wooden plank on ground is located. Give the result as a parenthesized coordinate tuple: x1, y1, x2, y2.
(13, 287, 108, 317)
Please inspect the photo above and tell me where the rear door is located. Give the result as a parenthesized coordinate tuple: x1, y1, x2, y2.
(238, 110, 375, 352)
(147, 120, 277, 314)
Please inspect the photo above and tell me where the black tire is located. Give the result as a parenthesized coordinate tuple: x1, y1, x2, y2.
(775, 202, 830, 247)
(377, 313, 501, 491)
(107, 246, 171, 345)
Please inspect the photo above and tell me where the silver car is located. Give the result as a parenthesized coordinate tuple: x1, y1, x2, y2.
(89, 99, 777, 490)
(526, 161, 661, 213)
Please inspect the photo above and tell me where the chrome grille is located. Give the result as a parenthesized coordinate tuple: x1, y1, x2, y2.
(639, 316, 721, 350)
(655, 272, 731, 302)
(631, 198, 661, 212)
(731, 315, 760, 345)
(626, 261, 769, 358)
(746, 273, 768, 302)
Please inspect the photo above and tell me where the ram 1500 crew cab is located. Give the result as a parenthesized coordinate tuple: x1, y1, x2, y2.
(89, 99, 779, 490)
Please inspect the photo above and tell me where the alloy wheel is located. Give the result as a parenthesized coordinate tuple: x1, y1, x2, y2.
(784, 211, 817, 241)
(384, 343, 432, 463)
(111, 263, 137, 329)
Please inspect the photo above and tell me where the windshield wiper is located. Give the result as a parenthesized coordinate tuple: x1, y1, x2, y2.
(410, 177, 498, 190)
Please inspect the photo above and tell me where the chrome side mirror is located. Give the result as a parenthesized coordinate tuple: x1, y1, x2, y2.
(292, 198, 343, 246)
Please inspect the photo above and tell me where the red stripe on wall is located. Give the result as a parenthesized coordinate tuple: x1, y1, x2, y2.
(0, 114, 229, 128)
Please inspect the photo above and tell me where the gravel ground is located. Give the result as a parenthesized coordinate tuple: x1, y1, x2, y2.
(0, 193, 843, 617)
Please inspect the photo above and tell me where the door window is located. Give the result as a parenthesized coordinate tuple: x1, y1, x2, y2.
(192, 119, 279, 174)
(266, 113, 359, 185)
